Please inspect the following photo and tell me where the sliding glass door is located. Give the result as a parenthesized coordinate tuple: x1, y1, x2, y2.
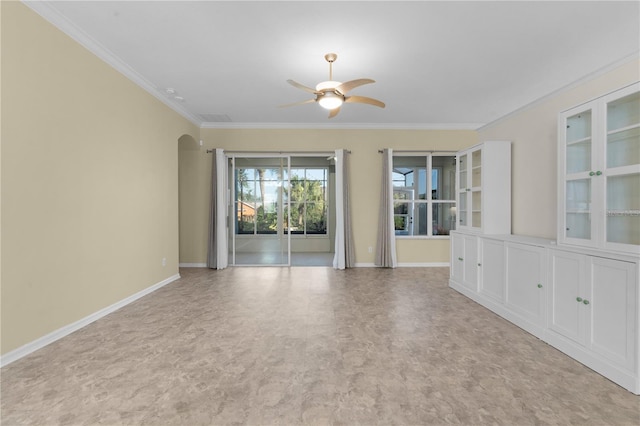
(230, 156, 291, 266)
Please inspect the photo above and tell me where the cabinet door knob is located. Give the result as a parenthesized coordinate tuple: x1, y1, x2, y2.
(589, 171, 595, 176)
(458, 257, 463, 261)
(595, 171, 602, 176)
(537, 284, 543, 288)
(576, 297, 583, 302)
(583, 299, 590, 305)
(478, 263, 481, 267)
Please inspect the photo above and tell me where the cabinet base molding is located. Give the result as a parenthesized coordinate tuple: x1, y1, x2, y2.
(544, 330, 639, 394)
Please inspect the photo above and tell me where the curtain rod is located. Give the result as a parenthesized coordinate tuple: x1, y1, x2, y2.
(377, 149, 455, 153)
(206, 149, 351, 154)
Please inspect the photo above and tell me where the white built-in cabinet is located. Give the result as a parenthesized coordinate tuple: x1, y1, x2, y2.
(451, 233, 478, 292)
(457, 141, 511, 234)
(548, 250, 637, 374)
(450, 88, 640, 393)
(558, 83, 640, 254)
(478, 238, 504, 303)
(450, 234, 553, 339)
(449, 233, 640, 394)
(450, 233, 464, 285)
(505, 242, 546, 331)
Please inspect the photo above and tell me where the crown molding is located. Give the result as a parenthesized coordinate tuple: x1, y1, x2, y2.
(22, 1, 202, 127)
(479, 52, 640, 132)
(200, 122, 485, 130)
(21, 1, 484, 132)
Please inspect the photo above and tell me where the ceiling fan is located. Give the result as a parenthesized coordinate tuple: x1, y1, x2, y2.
(281, 53, 385, 118)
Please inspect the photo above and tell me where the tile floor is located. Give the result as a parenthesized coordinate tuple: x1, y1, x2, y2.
(1, 267, 639, 425)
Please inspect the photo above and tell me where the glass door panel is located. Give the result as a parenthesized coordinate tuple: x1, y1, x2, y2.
(471, 190, 482, 228)
(470, 150, 482, 229)
(457, 153, 468, 227)
(607, 127, 640, 168)
(605, 91, 640, 246)
(567, 141, 592, 174)
(471, 149, 482, 187)
(607, 92, 640, 169)
(566, 178, 592, 240)
(606, 173, 640, 245)
(458, 154, 467, 190)
(607, 92, 640, 131)
(566, 111, 592, 174)
(459, 189, 467, 227)
(232, 157, 290, 265)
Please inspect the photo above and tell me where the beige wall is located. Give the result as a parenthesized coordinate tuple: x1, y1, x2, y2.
(1, 3, 199, 354)
(479, 59, 640, 239)
(180, 129, 478, 265)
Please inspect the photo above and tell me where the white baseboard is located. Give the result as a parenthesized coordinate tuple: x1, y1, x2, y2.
(179, 262, 450, 268)
(399, 262, 450, 267)
(0, 273, 181, 368)
(353, 262, 449, 268)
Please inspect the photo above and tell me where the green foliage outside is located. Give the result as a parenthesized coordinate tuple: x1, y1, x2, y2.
(236, 168, 327, 235)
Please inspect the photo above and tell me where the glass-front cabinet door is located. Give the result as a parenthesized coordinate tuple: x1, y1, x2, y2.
(471, 148, 482, 228)
(563, 105, 596, 243)
(605, 89, 640, 247)
(559, 83, 640, 253)
(457, 153, 469, 228)
(457, 148, 482, 231)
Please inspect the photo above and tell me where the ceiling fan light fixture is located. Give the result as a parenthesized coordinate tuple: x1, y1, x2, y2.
(317, 92, 344, 110)
(283, 53, 384, 117)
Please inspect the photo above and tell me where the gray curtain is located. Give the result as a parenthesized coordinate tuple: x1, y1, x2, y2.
(206, 150, 218, 269)
(342, 150, 355, 268)
(207, 149, 228, 269)
(333, 149, 355, 269)
(375, 148, 397, 268)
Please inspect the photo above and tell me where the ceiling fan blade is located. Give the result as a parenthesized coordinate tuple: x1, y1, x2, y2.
(336, 78, 375, 94)
(278, 98, 315, 108)
(345, 95, 385, 108)
(328, 107, 341, 119)
(287, 79, 318, 94)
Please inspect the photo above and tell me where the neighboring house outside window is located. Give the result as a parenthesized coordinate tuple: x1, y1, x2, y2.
(392, 154, 457, 237)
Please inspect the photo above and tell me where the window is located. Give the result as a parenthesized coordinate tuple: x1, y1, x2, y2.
(235, 166, 328, 236)
(285, 168, 328, 235)
(235, 167, 282, 234)
(392, 155, 456, 237)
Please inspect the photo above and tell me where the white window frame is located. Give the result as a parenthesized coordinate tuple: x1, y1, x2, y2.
(392, 153, 457, 239)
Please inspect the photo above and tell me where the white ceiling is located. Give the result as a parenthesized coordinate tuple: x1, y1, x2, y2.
(26, 1, 640, 129)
